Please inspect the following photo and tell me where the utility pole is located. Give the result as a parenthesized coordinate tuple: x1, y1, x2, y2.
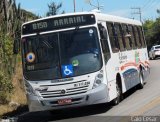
(96, 0, 100, 10)
(131, 7, 142, 22)
(73, 0, 76, 12)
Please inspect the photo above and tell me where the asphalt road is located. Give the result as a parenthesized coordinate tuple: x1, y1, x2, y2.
(5, 59, 160, 122)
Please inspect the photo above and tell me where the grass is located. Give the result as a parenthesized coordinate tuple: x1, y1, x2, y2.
(0, 61, 27, 117)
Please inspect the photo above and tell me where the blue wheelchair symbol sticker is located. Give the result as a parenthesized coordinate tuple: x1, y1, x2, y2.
(62, 65, 73, 77)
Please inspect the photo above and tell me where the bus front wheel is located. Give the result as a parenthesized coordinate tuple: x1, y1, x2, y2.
(112, 83, 122, 105)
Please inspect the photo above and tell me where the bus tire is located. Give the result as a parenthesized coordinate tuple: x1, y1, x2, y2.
(49, 110, 56, 114)
(112, 82, 122, 105)
(49, 110, 62, 114)
(138, 70, 144, 89)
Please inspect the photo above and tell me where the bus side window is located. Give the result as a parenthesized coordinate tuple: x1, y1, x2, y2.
(137, 26, 143, 48)
(98, 23, 107, 39)
(128, 25, 136, 49)
(114, 23, 125, 51)
(133, 26, 141, 48)
(138, 26, 145, 48)
(132, 25, 138, 48)
(122, 24, 132, 50)
(98, 23, 111, 63)
(141, 26, 147, 47)
(106, 22, 120, 53)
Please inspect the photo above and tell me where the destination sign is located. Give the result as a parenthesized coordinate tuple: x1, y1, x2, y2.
(22, 14, 96, 35)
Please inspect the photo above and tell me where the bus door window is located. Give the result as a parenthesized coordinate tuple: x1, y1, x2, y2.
(122, 24, 132, 50)
(106, 22, 120, 53)
(114, 23, 125, 51)
(98, 23, 111, 63)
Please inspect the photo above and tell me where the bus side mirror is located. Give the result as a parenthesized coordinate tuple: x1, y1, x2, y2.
(13, 39, 19, 54)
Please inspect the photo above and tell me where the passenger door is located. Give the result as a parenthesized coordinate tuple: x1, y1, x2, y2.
(98, 21, 111, 63)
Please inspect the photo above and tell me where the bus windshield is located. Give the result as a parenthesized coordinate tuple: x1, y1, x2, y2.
(22, 27, 102, 81)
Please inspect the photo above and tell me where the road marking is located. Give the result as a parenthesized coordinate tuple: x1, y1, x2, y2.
(131, 96, 160, 115)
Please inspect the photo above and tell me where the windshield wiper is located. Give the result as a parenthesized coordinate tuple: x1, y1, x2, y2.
(42, 40, 53, 48)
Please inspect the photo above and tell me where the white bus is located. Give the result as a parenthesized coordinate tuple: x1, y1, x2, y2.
(21, 12, 150, 112)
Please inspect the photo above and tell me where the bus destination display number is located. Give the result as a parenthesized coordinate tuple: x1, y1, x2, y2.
(32, 22, 48, 30)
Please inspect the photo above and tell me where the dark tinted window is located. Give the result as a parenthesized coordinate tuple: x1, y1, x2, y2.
(137, 26, 143, 48)
(23, 34, 59, 71)
(122, 24, 132, 50)
(22, 34, 61, 80)
(128, 25, 136, 49)
(133, 26, 142, 48)
(138, 26, 146, 47)
(107, 22, 120, 53)
(22, 27, 103, 81)
(114, 23, 125, 51)
(98, 23, 111, 63)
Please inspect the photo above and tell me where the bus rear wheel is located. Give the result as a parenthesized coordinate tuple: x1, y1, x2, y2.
(138, 70, 144, 89)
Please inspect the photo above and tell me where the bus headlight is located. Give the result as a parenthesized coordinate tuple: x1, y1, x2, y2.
(25, 81, 36, 95)
(93, 73, 103, 89)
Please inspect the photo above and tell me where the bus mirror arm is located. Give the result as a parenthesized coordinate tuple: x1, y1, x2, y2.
(13, 39, 19, 54)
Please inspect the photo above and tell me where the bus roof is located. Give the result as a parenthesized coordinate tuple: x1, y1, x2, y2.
(94, 12, 142, 25)
(22, 11, 142, 26)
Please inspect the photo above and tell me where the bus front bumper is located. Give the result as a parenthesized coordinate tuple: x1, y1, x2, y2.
(27, 84, 109, 112)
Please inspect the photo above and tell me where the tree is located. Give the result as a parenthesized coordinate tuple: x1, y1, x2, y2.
(46, 2, 65, 16)
(0, 0, 38, 104)
(143, 20, 154, 48)
(143, 16, 160, 49)
(153, 18, 160, 44)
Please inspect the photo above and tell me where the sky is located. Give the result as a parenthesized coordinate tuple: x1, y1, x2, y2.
(15, 0, 160, 21)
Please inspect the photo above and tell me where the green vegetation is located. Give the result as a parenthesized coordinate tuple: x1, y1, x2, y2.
(0, 0, 64, 116)
(0, 0, 37, 105)
(143, 10, 160, 49)
(0, 70, 13, 104)
(46, 2, 65, 16)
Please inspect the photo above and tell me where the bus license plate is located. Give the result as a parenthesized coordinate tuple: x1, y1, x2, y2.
(74, 81, 90, 88)
(58, 99, 72, 105)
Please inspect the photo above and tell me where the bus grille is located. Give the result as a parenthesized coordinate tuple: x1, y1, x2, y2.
(39, 81, 89, 98)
